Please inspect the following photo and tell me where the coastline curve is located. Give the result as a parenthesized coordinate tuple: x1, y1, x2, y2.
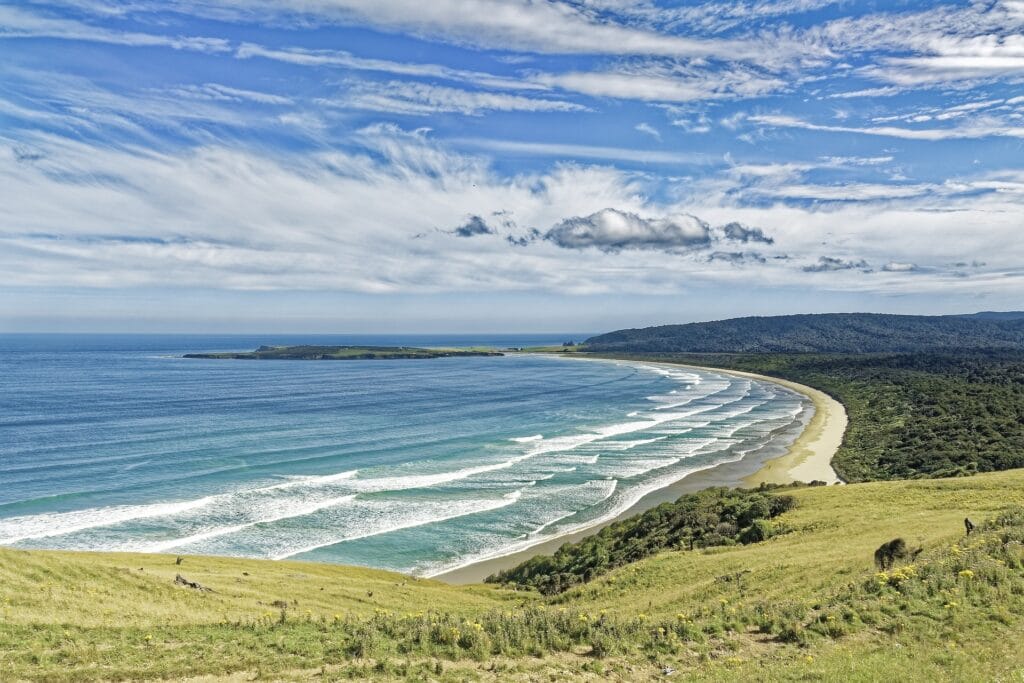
(434, 356, 847, 584)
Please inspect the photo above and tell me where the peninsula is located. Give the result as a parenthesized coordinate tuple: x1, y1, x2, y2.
(183, 345, 504, 360)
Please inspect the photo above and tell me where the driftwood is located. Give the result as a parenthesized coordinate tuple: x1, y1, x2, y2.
(174, 573, 212, 592)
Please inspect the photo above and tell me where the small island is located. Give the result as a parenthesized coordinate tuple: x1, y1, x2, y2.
(183, 345, 504, 360)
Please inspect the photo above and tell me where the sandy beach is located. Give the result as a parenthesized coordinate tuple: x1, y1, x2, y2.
(434, 358, 847, 584)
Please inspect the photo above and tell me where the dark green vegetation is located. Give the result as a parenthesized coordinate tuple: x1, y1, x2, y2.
(487, 486, 800, 594)
(591, 351, 1024, 483)
(585, 312, 1024, 353)
(183, 345, 504, 360)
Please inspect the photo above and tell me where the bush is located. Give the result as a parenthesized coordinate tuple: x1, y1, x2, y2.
(487, 486, 799, 593)
(738, 519, 774, 544)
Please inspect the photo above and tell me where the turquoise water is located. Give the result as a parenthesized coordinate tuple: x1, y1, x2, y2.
(0, 334, 810, 576)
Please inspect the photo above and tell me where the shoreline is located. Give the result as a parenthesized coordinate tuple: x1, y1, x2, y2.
(434, 357, 847, 584)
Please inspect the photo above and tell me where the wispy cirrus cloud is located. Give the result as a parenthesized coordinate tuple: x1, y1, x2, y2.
(536, 65, 787, 102)
(168, 83, 293, 105)
(161, 0, 795, 61)
(234, 42, 543, 91)
(748, 113, 1024, 140)
(324, 80, 586, 116)
(451, 138, 712, 165)
(0, 5, 229, 52)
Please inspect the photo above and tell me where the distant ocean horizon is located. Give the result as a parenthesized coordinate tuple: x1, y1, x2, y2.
(0, 334, 810, 576)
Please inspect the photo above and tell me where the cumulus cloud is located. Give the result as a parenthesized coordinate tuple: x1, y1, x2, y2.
(452, 215, 495, 237)
(544, 208, 711, 253)
(721, 222, 774, 244)
(507, 229, 541, 247)
(803, 256, 872, 273)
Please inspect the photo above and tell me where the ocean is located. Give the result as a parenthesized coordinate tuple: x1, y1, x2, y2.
(0, 334, 811, 576)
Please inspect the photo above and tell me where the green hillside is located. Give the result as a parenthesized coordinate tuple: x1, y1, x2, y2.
(4, 470, 1024, 681)
(584, 313, 1024, 353)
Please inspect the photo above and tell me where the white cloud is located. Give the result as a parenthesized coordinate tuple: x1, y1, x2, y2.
(811, 1, 1024, 87)
(164, 0, 788, 61)
(545, 208, 711, 252)
(235, 43, 543, 91)
(537, 66, 786, 102)
(826, 86, 902, 98)
(634, 122, 661, 139)
(170, 83, 293, 105)
(0, 5, 229, 52)
(451, 137, 711, 165)
(883, 261, 918, 272)
(765, 182, 935, 201)
(749, 113, 1024, 140)
(3, 126, 1023, 300)
(326, 81, 586, 116)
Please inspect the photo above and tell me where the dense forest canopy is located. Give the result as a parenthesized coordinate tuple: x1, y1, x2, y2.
(585, 313, 1024, 354)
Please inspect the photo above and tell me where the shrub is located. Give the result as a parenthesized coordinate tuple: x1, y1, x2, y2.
(487, 486, 799, 593)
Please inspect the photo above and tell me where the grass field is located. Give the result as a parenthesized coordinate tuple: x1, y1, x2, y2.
(4, 469, 1024, 681)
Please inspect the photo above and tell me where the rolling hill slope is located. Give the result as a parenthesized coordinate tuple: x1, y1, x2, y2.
(4, 470, 1024, 681)
(584, 312, 1024, 353)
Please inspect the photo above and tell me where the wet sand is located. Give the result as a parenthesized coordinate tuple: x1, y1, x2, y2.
(434, 360, 846, 584)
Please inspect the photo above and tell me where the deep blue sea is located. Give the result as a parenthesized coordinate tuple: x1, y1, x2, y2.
(0, 334, 810, 576)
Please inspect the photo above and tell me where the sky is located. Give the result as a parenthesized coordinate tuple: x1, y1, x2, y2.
(1, 0, 1023, 333)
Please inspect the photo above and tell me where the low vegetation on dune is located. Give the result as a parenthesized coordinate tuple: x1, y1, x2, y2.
(590, 351, 1024, 482)
(4, 470, 1024, 680)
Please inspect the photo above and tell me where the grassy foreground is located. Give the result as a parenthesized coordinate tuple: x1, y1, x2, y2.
(4, 470, 1024, 681)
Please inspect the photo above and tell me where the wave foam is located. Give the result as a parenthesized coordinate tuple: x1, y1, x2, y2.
(510, 434, 543, 443)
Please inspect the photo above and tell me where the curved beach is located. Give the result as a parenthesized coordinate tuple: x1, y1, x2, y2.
(435, 360, 847, 584)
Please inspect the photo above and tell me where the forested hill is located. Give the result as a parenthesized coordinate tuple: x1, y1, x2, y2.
(585, 312, 1024, 353)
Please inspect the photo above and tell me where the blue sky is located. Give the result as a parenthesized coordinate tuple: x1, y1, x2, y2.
(2, 0, 1023, 332)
